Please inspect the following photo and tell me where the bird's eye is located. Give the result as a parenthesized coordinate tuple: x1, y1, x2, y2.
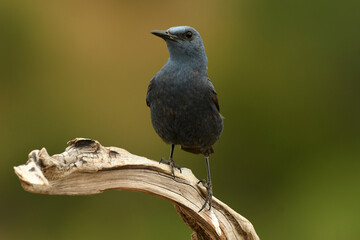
(185, 31, 193, 39)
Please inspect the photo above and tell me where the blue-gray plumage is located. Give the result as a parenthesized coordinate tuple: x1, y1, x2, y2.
(146, 26, 223, 211)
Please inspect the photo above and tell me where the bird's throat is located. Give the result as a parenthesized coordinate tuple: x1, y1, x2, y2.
(166, 57, 208, 75)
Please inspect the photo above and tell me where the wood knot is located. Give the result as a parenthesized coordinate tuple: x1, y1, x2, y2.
(67, 138, 100, 152)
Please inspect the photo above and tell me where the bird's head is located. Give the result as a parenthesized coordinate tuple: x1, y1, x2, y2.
(151, 26, 208, 69)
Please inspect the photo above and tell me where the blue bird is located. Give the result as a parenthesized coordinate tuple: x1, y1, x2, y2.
(146, 26, 223, 211)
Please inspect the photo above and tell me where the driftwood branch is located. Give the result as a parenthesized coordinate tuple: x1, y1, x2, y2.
(14, 138, 259, 240)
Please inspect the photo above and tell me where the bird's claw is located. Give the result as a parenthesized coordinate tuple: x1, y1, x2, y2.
(159, 157, 182, 177)
(198, 181, 213, 212)
(159, 157, 167, 165)
(197, 179, 207, 186)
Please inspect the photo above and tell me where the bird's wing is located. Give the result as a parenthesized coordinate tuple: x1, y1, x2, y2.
(146, 76, 155, 107)
(207, 78, 220, 112)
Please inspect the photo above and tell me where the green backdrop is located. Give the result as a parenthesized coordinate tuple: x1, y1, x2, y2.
(1, 0, 359, 239)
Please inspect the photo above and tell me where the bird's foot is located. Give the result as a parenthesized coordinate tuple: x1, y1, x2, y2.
(198, 180, 213, 212)
(159, 158, 182, 177)
(197, 179, 207, 186)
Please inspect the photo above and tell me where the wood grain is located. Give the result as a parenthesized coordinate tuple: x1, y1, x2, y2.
(14, 138, 259, 240)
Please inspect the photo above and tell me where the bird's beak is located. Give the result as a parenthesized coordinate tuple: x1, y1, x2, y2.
(151, 30, 178, 41)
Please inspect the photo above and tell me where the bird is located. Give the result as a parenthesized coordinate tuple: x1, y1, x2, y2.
(146, 26, 223, 212)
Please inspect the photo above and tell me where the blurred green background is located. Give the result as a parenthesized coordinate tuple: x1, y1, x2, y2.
(1, 0, 359, 239)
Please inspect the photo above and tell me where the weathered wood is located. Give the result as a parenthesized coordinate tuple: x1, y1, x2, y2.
(14, 138, 259, 240)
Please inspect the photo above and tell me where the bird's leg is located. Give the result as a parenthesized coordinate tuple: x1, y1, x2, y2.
(159, 144, 182, 177)
(198, 156, 213, 212)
